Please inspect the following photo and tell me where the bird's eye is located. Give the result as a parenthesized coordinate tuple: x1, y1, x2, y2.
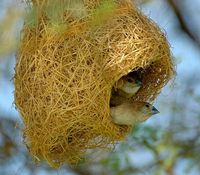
(145, 104, 149, 108)
(127, 78, 133, 82)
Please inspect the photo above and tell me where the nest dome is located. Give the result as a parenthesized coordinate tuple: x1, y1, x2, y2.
(15, 0, 174, 167)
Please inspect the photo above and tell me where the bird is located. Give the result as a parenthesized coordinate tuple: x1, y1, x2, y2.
(110, 100, 159, 126)
(110, 77, 141, 106)
(113, 75, 142, 98)
(110, 92, 127, 106)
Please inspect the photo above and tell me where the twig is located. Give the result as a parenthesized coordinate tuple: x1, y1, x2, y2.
(167, 0, 200, 48)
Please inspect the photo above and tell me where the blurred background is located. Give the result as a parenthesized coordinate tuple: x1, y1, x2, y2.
(0, 0, 200, 174)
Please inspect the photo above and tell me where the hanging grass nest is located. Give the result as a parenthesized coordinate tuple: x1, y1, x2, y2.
(14, 0, 175, 167)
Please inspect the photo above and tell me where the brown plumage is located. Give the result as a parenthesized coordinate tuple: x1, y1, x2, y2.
(113, 75, 142, 98)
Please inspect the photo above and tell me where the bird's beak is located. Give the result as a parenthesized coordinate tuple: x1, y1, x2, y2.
(152, 106, 160, 115)
(135, 80, 142, 87)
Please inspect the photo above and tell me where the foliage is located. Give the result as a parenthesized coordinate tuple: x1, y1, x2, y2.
(0, 7, 22, 57)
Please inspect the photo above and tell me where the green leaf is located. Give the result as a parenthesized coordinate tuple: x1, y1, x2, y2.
(90, 0, 117, 26)
(24, 7, 38, 27)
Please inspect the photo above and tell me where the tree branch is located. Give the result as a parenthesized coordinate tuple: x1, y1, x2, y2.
(167, 0, 200, 48)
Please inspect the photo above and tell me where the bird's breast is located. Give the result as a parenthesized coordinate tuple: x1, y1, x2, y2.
(110, 103, 139, 125)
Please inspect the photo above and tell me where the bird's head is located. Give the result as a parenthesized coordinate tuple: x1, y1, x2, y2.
(127, 101, 160, 123)
(140, 102, 160, 117)
(119, 77, 142, 95)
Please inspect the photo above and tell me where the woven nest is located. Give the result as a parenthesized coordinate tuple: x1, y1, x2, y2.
(14, 0, 174, 167)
